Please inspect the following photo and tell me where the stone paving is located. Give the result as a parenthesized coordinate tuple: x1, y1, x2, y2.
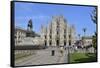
(15, 47, 68, 66)
(15, 46, 95, 66)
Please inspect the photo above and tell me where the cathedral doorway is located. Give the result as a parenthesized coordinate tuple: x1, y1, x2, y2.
(45, 40, 47, 46)
(56, 40, 59, 46)
(49, 40, 52, 46)
(64, 41, 66, 46)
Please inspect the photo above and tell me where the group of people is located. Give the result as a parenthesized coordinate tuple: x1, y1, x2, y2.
(51, 44, 93, 57)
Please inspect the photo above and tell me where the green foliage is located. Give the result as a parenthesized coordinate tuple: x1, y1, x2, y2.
(91, 7, 97, 50)
(92, 34, 97, 50)
(91, 8, 97, 24)
(70, 53, 97, 63)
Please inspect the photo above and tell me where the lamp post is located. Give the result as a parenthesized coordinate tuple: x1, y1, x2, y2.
(78, 34, 80, 40)
(83, 28, 86, 37)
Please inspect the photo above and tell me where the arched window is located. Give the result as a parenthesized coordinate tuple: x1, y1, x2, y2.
(56, 40, 59, 46)
(49, 40, 52, 46)
(45, 40, 47, 46)
(64, 40, 66, 45)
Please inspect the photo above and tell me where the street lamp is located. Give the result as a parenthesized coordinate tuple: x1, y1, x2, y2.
(78, 34, 80, 40)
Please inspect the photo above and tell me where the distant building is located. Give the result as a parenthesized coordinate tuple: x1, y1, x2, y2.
(15, 27, 27, 45)
(15, 19, 40, 46)
(82, 36, 93, 46)
(41, 15, 76, 47)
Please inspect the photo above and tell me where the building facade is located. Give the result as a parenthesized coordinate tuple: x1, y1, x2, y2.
(41, 16, 76, 47)
(82, 36, 93, 46)
(15, 19, 41, 46)
(15, 27, 26, 46)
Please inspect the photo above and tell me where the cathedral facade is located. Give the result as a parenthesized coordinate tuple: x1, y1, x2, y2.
(15, 15, 76, 47)
(41, 16, 76, 47)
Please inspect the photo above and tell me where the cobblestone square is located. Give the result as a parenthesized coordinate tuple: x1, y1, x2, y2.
(15, 47, 68, 66)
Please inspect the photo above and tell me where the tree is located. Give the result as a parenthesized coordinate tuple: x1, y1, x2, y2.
(91, 8, 97, 24)
(91, 8, 97, 52)
(92, 35, 97, 49)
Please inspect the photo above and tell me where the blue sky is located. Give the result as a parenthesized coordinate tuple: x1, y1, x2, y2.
(15, 2, 96, 37)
